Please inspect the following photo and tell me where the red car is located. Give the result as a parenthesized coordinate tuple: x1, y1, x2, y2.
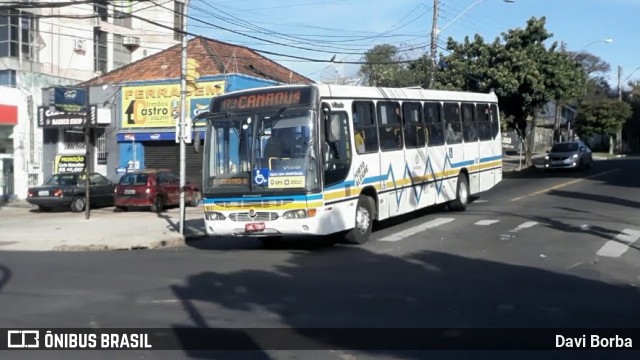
(114, 169, 201, 212)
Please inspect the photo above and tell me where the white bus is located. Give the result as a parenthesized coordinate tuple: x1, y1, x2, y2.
(198, 84, 502, 244)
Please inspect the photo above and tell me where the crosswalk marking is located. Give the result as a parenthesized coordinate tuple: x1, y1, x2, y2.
(509, 221, 538, 233)
(378, 218, 455, 242)
(596, 229, 640, 258)
(475, 220, 499, 226)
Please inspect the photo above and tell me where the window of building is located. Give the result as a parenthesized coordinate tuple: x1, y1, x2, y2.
(0, 9, 38, 61)
(93, 0, 109, 21)
(61, 129, 86, 152)
(174, 1, 185, 41)
(112, 10, 132, 28)
(96, 129, 107, 165)
(352, 101, 378, 154)
(0, 69, 16, 87)
(93, 29, 108, 73)
(112, 34, 131, 70)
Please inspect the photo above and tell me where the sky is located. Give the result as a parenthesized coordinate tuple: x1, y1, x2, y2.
(188, 0, 640, 89)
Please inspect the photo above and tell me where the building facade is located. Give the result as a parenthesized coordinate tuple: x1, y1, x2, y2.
(40, 36, 311, 193)
(0, 0, 182, 201)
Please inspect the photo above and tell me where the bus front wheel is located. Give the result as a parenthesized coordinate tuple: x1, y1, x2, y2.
(344, 195, 374, 245)
(448, 173, 469, 211)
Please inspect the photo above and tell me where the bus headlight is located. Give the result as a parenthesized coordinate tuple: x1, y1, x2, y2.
(205, 211, 226, 220)
(283, 209, 308, 219)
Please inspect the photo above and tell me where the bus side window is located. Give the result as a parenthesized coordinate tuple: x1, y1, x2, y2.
(403, 102, 424, 148)
(352, 101, 378, 153)
(324, 111, 352, 187)
(489, 104, 500, 139)
(443, 102, 463, 144)
(462, 103, 477, 142)
(424, 102, 444, 146)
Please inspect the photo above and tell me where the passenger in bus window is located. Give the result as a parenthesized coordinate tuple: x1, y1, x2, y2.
(355, 130, 366, 153)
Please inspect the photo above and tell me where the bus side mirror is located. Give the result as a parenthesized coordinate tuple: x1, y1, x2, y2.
(192, 111, 209, 153)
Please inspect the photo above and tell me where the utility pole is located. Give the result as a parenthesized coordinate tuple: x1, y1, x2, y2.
(428, 0, 439, 89)
(616, 65, 622, 153)
(178, 0, 189, 235)
(84, 87, 91, 220)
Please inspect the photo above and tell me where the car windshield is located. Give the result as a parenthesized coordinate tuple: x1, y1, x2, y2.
(551, 143, 579, 152)
(119, 173, 148, 185)
(44, 174, 78, 186)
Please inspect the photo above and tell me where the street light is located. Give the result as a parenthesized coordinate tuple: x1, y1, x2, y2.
(428, 0, 516, 88)
(570, 38, 613, 59)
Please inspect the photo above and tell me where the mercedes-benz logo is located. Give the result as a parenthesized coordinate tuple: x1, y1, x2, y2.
(248, 209, 257, 218)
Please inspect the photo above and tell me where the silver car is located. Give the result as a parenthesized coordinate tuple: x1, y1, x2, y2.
(544, 141, 593, 170)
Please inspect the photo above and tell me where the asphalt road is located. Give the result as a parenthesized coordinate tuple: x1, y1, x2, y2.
(1, 157, 639, 360)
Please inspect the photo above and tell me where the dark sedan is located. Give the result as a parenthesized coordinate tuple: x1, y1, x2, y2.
(27, 172, 115, 212)
(544, 141, 593, 170)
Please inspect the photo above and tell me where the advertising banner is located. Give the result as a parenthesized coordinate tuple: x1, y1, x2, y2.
(54, 155, 86, 173)
(50, 87, 88, 113)
(121, 81, 224, 128)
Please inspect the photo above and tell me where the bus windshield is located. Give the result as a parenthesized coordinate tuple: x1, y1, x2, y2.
(204, 108, 318, 193)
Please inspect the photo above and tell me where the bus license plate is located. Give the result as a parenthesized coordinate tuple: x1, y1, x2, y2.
(245, 222, 265, 233)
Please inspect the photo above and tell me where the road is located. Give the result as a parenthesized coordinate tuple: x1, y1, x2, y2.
(1, 157, 639, 359)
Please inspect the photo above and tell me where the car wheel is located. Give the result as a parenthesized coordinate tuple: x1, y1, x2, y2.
(150, 196, 164, 213)
(448, 173, 469, 211)
(70, 196, 85, 213)
(189, 191, 201, 207)
(343, 195, 375, 245)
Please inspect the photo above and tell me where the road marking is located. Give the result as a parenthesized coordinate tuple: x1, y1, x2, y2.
(475, 219, 499, 226)
(596, 228, 640, 258)
(510, 168, 621, 202)
(509, 221, 539, 233)
(474, 200, 488, 203)
(378, 217, 455, 242)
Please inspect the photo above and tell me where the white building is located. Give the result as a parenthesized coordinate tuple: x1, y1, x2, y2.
(0, 0, 183, 201)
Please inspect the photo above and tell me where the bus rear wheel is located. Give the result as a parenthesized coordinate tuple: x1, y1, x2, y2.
(344, 195, 374, 245)
(448, 173, 469, 211)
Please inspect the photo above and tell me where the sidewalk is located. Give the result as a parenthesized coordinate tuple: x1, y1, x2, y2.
(0, 201, 207, 251)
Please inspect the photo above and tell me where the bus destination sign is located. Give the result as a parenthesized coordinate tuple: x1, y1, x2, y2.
(213, 87, 312, 112)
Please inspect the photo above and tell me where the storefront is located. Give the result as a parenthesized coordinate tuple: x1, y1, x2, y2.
(115, 75, 280, 190)
(0, 103, 18, 201)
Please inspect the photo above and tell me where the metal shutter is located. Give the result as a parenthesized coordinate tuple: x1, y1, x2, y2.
(143, 141, 204, 191)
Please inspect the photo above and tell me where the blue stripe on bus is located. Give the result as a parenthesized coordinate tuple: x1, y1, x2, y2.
(480, 155, 502, 162)
(203, 193, 323, 203)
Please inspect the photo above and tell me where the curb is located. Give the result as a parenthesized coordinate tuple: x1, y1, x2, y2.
(50, 236, 187, 252)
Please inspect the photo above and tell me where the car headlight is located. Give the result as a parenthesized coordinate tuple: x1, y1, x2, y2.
(545, 155, 549, 160)
(571, 154, 579, 159)
(205, 211, 226, 220)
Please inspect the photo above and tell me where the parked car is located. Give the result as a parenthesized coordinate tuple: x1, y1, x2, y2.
(114, 169, 201, 212)
(544, 141, 593, 170)
(27, 172, 115, 212)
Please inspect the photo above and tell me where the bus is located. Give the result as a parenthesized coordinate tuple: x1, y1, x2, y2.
(196, 84, 502, 245)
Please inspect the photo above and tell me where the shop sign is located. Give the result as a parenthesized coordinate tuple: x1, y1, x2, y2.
(121, 81, 224, 128)
(54, 155, 86, 173)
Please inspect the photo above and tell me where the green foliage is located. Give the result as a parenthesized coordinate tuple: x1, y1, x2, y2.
(432, 17, 587, 165)
(359, 44, 417, 87)
(575, 98, 632, 136)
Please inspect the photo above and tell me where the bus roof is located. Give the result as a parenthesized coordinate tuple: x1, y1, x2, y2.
(315, 83, 498, 103)
(213, 83, 498, 104)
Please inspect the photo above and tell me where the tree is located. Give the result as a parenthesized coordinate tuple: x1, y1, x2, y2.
(359, 44, 415, 87)
(575, 99, 632, 154)
(434, 17, 587, 166)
